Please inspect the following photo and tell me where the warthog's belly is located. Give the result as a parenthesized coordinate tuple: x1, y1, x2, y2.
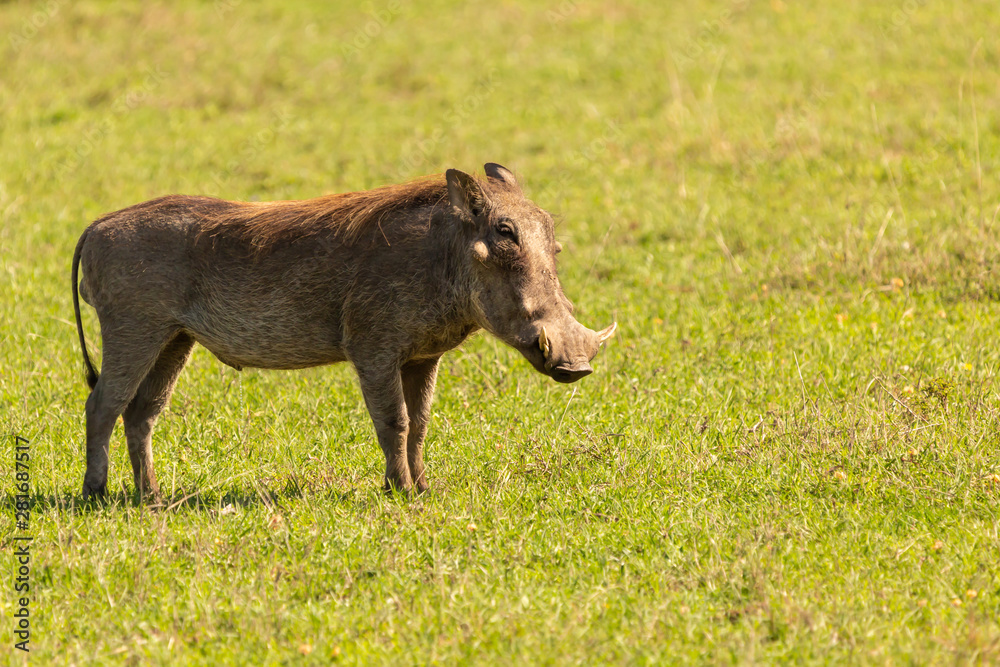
(181, 289, 348, 370)
(190, 328, 349, 371)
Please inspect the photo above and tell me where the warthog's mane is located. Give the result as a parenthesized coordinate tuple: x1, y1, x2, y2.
(200, 174, 460, 249)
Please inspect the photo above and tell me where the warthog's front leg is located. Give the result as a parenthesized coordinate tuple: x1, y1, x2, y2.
(355, 363, 413, 494)
(401, 357, 440, 494)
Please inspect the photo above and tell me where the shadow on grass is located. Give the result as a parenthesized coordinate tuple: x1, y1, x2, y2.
(3, 474, 422, 520)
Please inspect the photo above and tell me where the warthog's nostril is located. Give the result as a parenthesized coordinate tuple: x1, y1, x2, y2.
(551, 361, 593, 384)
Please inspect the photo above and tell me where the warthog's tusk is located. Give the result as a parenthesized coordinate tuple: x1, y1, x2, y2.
(539, 326, 551, 357)
(596, 322, 618, 344)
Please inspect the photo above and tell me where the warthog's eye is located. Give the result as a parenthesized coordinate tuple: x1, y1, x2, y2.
(496, 221, 518, 243)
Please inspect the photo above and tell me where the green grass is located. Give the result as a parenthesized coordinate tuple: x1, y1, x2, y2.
(2, 0, 999, 663)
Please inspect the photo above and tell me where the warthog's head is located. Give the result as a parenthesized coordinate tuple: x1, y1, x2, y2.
(447, 163, 617, 383)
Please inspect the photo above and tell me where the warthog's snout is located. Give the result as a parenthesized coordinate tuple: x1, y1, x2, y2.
(527, 321, 617, 383)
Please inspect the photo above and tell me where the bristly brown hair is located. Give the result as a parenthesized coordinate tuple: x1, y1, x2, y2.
(201, 174, 458, 249)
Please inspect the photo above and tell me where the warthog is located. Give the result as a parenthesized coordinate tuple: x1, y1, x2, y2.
(72, 163, 616, 499)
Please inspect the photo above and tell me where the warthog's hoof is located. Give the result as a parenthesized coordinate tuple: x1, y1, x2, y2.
(134, 488, 164, 508)
(81, 481, 107, 501)
(132, 478, 163, 505)
(382, 479, 415, 497)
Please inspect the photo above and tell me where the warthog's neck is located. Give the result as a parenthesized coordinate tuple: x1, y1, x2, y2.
(437, 206, 484, 332)
(356, 204, 484, 360)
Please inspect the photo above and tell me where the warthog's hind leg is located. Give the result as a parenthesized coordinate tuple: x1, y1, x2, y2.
(122, 332, 194, 502)
(354, 363, 413, 494)
(401, 357, 441, 494)
(82, 326, 176, 500)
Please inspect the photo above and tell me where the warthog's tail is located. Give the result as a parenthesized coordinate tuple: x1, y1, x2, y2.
(72, 230, 99, 390)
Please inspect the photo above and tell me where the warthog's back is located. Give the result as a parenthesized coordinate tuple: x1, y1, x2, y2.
(78, 195, 377, 370)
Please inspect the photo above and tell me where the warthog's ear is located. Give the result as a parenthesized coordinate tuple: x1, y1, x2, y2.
(484, 163, 518, 188)
(446, 168, 486, 219)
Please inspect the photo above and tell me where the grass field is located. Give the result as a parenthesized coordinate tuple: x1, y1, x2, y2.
(2, 0, 999, 663)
